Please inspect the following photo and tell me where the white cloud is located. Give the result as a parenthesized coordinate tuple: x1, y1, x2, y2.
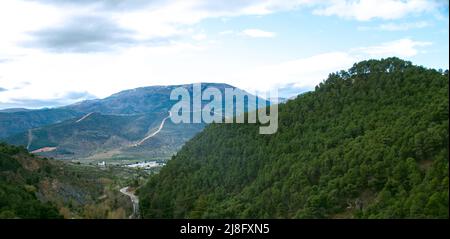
(237, 0, 316, 15)
(358, 21, 431, 31)
(241, 29, 276, 38)
(0, 0, 443, 54)
(219, 29, 277, 38)
(0, 42, 210, 106)
(228, 52, 355, 93)
(0, 0, 65, 59)
(379, 21, 430, 31)
(353, 38, 432, 57)
(192, 33, 207, 41)
(112, 0, 313, 41)
(313, 0, 442, 21)
(225, 38, 433, 95)
(0, 0, 445, 108)
(219, 30, 234, 36)
(0, 0, 442, 55)
(0, 37, 434, 107)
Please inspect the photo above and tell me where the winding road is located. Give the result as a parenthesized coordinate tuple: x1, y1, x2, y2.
(133, 111, 172, 147)
(76, 112, 94, 123)
(119, 186, 140, 219)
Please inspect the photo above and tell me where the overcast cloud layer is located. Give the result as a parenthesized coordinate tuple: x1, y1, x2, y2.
(0, 0, 449, 109)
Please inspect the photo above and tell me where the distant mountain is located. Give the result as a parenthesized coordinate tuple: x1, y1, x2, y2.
(0, 108, 32, 113)
(0, 108, 82, 138)
(3, 83, 263, 162)
(64, 83, 251, 115)
(138, 58, 449, 219)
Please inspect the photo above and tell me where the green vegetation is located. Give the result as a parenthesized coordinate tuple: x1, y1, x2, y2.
(0, 142, 147, 219)
(5, 112, 205, 163)
(0, 108, 81, 139)
(1, 143, 61, 218)
(139, 58, 449, 219)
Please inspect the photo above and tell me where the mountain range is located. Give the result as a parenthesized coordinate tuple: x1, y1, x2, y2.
(138, 58, 449, 219)
(1, 83, 262, 163)
(1, 58, 448, 219)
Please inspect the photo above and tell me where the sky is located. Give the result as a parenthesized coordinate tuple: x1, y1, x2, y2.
(0, 0, 448, 109)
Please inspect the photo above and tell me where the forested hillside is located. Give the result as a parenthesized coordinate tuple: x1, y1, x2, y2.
(139, 58, 449, 219)
(0, 143, 61, 218)
(0, 143, 133, 219)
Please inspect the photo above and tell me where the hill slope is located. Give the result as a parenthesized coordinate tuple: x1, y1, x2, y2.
(5, 112, 167, 159)
(4, 83, 260, 162)
(0, 143, 135, 219)
(0, 108, 82, 139)
(138, 58, 449, 219)
(0, 143, 61, 218)
(64, 83, 247, 115)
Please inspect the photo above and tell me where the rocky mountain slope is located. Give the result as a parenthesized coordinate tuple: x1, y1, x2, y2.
(2, 83, 261, 162)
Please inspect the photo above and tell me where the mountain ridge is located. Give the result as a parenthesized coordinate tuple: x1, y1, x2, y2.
(2, 83, 263, 162)
(138, 58, 449, 219)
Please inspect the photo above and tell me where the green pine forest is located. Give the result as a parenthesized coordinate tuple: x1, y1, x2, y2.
(138, 58, 449, 219)
(0, 144, 61, 219)
(0, 142, 139, 219)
